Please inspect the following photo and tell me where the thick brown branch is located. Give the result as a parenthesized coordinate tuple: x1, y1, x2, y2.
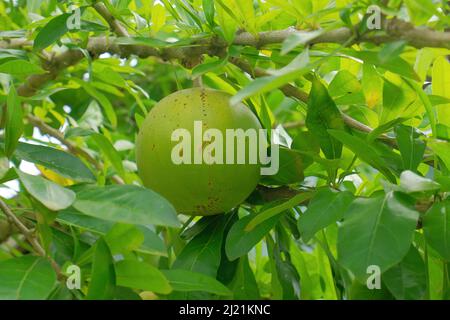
(234, 19, 450, 49)
(13, 15, 449, 97)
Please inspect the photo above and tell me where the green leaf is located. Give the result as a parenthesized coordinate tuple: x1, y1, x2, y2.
(394, 125, 426, 172)
(57, 208, 166, 256)
(437, 124, 450, 141)
(306, 77, 345, 159)
(415, 48, 435, 82)
(344, 50, 419, 81)
(381, 79, 416, 124)
(86, 238, 116, 300)
(75, 80, 118, 128)
(91, 133, 124, 176)
(383, 245, 427, 300)
(79, 20, 109, 32)
(405, 0, 437, 25)
(162, 269, 231, 295)
(362, 63, 383, 108)
(230, 50, 311, 105)
(281, 30, 324, 55)
(72, 184, 179, 228)
(378, 41, 407, 64)
(338, 192, 419, 279)
(245, 192, 314, 231)
(191, 56, 228, 79)
(399, 170, 440, 195)
(173, 215, 228, 277)
(328, 130, 396, 183)
(328, 70, 362, 98)
(33, 13, 70, 50)
(367, 117, 409, 143)
(266, 147, 305, 185)
(104, 223, 145, 255)
(229, 256, 260, 299)
(65, 128, 125, 177)
(428, 139, 450, 170)
(0, 60, 44, 76)
(298, 188, 354, 242)
(432, 56, 450, 127)
(203, 0, 215, 26)
(348, 280, 393, 300)
(151, 3, 166, 34)
(4, 84, 23, 158)
(273, 235, 300, 299)
(404, 78, 436, 136)
(226, 212, 280, 261)
(423, 200, 450, 261)
(14, 142, 96, 182)
(0, 167, 18, 184)
(16, 169, 75, 211)
(115, 260, 171, 294)
(215, 0, 238, 42)
(114, 36, 171, 48)
(0, 256, 57, 299)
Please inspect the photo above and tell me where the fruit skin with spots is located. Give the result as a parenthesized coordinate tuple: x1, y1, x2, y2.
(136, 88, 262, 216)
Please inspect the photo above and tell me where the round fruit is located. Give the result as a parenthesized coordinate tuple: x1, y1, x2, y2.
(136, 88, 262, 216)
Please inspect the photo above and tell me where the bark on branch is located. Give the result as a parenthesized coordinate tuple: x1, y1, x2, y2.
(8, 16, 447, 97)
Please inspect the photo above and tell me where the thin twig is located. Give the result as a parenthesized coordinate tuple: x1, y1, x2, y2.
(93, 2, 130, 37)
(0, 197, 63, 278)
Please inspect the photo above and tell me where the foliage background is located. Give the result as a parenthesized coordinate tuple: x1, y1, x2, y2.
(0, 0, 449, 300)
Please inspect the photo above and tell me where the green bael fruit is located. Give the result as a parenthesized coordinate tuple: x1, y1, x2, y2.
(136, 88, 262, 216)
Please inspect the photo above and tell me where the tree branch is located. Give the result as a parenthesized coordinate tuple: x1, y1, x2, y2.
(233, 19, 450, 49)
(10, 14, 448, 97)
(0, 197, 62, 278)
(93, 2, 130, 37)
